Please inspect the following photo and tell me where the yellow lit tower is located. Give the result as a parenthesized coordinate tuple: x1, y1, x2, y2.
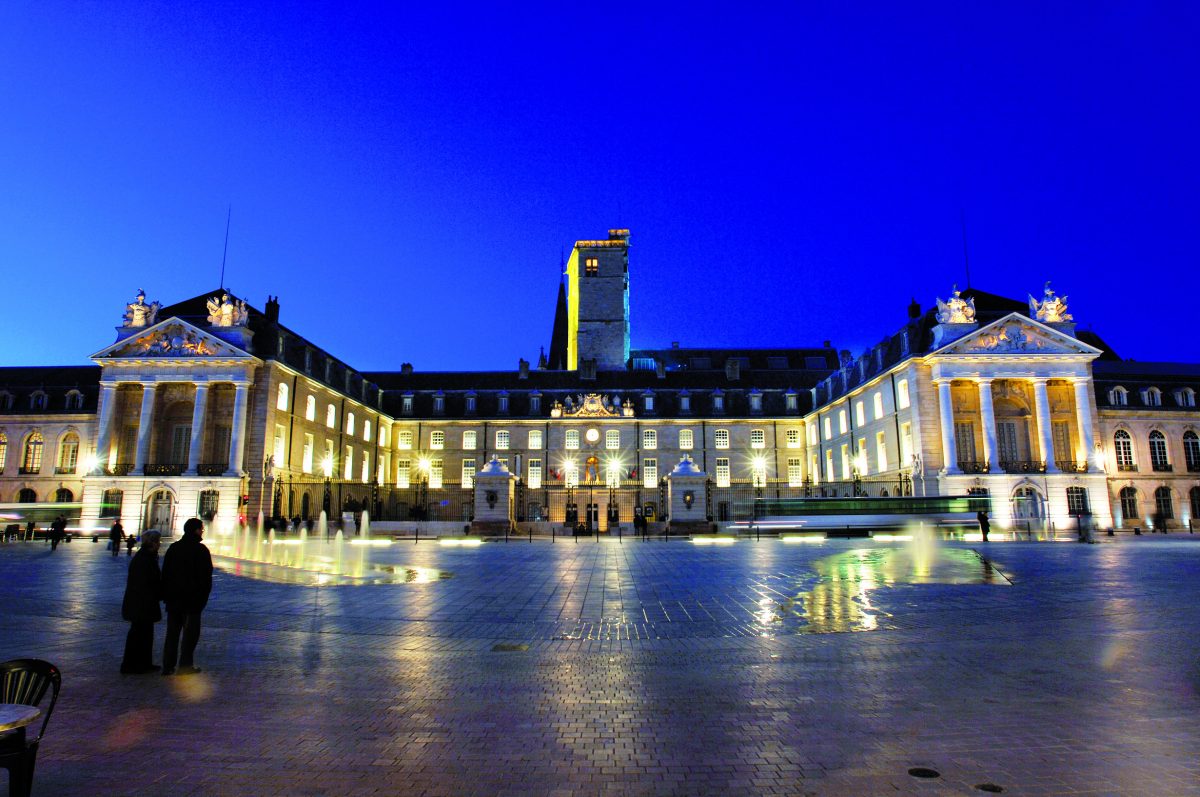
(566, 229, 630, 371)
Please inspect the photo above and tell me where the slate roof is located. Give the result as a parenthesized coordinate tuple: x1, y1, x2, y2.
(0, 366, 101, 414)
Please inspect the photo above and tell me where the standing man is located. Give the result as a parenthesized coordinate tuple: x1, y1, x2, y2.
(109, 519, 124, 558)
(977, 510, 991, 542)
(120, 530, 162, 674)
(160, 518, 213, 676)
(49, 516, 67, 550)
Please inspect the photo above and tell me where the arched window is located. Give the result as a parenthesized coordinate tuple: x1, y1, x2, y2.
(100, 489, 123, 518)
(1142, 387, 1162, 406)
(1183, 431, 1200, 473)
(29, 391, 48, 410)
(363, 420, 370, 442)
(305, 395, 316, 421)
(54, 487, 73, 503)
(1154, 486, 1174, 521)
(1119, 486, 1139, 521)
(325, 404, 336, 429)
(346, 412, 356, 436)
(1149, 431, 1170, 471)
(17, 488, 36, 503)
(1191, 486, 1200, 522)
(21, 432, 44, 473)
(1108, 386, 1128, 406)
(65, 390, 84, 410)
(277, 383, 289, 411)
(1176, 388, 1196, 408)
(0, 390, 13, 410)
(1011, 486, 1044, 521)
(1114, 430, 1135, 471)
(56, 433, 79, 473)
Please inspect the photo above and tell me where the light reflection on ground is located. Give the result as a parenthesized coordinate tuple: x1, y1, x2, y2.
(212, 554, 451, 586)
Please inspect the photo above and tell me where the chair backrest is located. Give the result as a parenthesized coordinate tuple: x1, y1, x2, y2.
(0, 658, 61, 744)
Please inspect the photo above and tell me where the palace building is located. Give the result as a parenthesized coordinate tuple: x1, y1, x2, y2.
(1, 229, 1198, 536)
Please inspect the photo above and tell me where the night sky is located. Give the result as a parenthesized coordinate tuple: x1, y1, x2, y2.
(2, 3, 1197, 371)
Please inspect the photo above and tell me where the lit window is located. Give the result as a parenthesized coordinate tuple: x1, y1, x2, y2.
(825, 450, 834, 482)
(823, 417, 832, 440)
(785, 429, 800, 448)
(751, 458, 766, 487)
(1114, 430, 1134, 470)
(326, 404, 336, 429)
(714, 429, 730, 449)
(565, 429, 580, 450)
(873, 392, 884, 419)
(900, 422, 913, 464)
(858, 437, 868, 474)
(361, 458, 369, 484)
(363, 420, 371, 442)
(528, 458, 542, 489)
(0, 433, 6, 474)
(462, 459, 475, 488)
(715, 457, 730, 487)
(398, 459, 411, 488)
(897, 379, 910, 410)
(605, 429, 620, 449)
(564, 460, 578, 488)
(21, 432, 43, 473)
(380, 426, 390, 447)
(463, 430, 477, 450)
(402, 395, 413, 415)
(785, 392, 798, 412)
(277, 383, 289, 411)
(787, 457, 802, 487)
(876, 431, 887, 472)
(585, 256, 599, 276)
(679, 392, 691, 412)
(273, 425, 286, 466)
(644, 393, 655, 412)
(430, 431, 444, 450)
(643, 429, 657, 449)
(838, 409, 848, 434)
(855, 401, 865, 426)
(643, 457, 657, 488)
(56, 433, 79, 473)
(841, 444, 850, 479)
(679, 429, 693, 450)
(528, 430, 543, 449)
(343, 447, 353, 480)
(712, 392, 724, 412)
(430, 459, 443, 489)
(305, 395, 316, 421)
(346, 413, 355, 437)
(302, 434, 314, 473)
(750, 429, 765, 449)
(496, 430, 510, 450)
(398, 430, 413, 450)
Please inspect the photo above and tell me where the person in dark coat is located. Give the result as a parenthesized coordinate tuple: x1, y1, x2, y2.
(120, 530, 162, 674)
(109, 520, 124, 558)
(160, 518, 213, 676)
(977, 510, 991, 542)
(49, 516, 67, 550)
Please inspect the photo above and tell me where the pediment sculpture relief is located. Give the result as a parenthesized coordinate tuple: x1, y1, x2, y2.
(126, 325, 216, 357)
(553, 393, 624, 418)
(962, 323, 1043, 352)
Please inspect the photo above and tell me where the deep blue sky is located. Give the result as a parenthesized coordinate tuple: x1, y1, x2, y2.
(2, 2, 1197, 371)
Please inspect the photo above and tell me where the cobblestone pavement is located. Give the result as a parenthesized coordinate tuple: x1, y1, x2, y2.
(2, 536, 1199, 796)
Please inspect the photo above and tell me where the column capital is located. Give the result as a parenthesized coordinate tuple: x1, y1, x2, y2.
(975, 377, 995, 386)
(933, 378, 954, 388)
(1029, 377, 1051, 386)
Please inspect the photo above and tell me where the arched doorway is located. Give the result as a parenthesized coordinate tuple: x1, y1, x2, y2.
(1011, 485, 1044, 529)
(144, 489, 175, 532)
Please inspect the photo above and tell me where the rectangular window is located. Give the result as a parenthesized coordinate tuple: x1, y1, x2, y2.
(430, 430, 445, 450)
(305, 395, 316, 421)
(496, 430, 510, 450)
(785, 429, 800, 448)
(787, 457, 803, 487)
(712, 394, 724, 412)
(825, 450, 834, 482)
(858, 437, 868, 475)
(715, 457, 730, 488)
(361, 459, 369, 484)
(398, 459, 411, 488)
(498, 394, 509, 413)
(343, 446, 353, 480)
(462, 459, 475, 488)
(363, 420, 371, 442)
(642, 457, 657, 488)
(823, 417, 832, 440)
(838, 409, 848, 434)
(565, 429, 580, 450)
(398, 430, 413, 450)
(679, 429, 693, 450)
(430, 458, 443, 489)
(326, 405, 336, 429)
(680, 394, 691, 412)
(528, 430, 543, 449)
(433, 395, 445, 414)
(876, 431, 887, 472)
(1052, 421, 1073, 464)
(643, 429, 657, 449)
(900, 422, 913, 465)
(346, 413, 355, 436)
(465, 395, 476, 412)
(530, 394, 541, 413)
(171, 425, 191, 464)
(605, 429, 620, 449)
(855, 401, 865, 426)
(401, 395, 413, 416)
(585, 256, 599, 276)
(841, 443, 850, 480)
(302, 433, 314, 474)
(273, 424, 286, 466)
(785, 393, 798, 412)
(324, 440, 334, 476)
(644, 394, 655, 412)
(463, 430, 477, 450)
(811, 454, 820, 484)
(955, 422, 976, 465)
(750, 394, 762, 412)
(564, 460, 578, 488)
(714, 429, 730, 449)
(381, 425, 390, 447)
(873, 392, 884, 419)
(528, 458, 542, 489)
(897, 379, 910, 410)
(750, 429, 765, 449)
(1066, 486, 1089, 515)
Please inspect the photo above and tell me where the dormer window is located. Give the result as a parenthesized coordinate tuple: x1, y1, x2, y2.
(0, 391, 12, 410)
(678, 390, 691, 413)
(433, 392, 445, 415)
(643, 391, 654, 412)
(529, 392, 542, 414)
(401, 394, 413, 416)
(65, 390, 84, 411)
(497, 392, 509, 414)
(1142, 387, 1162, 407)
(785, 391, 798, 413)
(1175, 388, 1196, 408)
(465, 393, 477, 413)
(1109, 386, 1128, 406)
(712, 390, 724, 413)
(30, 391, 48, 410)
(749, 390, 763, 413)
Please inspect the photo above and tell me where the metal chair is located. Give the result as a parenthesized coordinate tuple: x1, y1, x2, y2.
(0, 659, 61, 797)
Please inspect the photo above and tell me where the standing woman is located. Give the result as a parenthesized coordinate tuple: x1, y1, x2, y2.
(120, 530, 163, 674)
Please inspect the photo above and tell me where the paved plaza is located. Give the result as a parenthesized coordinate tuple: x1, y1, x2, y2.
(2, 534, 1199, 796)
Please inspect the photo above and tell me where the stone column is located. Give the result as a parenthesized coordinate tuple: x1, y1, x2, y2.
(977, 379, 998, 471)
(226, 383, 250, 476)
(186, 383, 209, 475)
(94, 384, 118, 472)
(132, 383, 157, 475)
(936, 379, 960, 475)
(1032, 378, 1059, 473)
(1072, 378, 1096, 471)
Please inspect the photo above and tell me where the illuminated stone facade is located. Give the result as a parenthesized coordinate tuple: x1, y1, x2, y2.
(1, 234, 1197, 535)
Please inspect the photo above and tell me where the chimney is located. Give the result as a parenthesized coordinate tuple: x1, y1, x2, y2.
(908, 297, 921, 319)
(265, 295, 280, 323)
(725, 358, 740, 381)
(655, 359, 666, 379)
(671, 341, 680, 349)
(400, 363, 413, 375)
(518, 358, 530, 379)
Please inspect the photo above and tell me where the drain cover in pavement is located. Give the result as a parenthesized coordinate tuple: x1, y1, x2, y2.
(492, 643, 530, 652)
(908, 767, 940, 779)
(975, 785, 1004, 793)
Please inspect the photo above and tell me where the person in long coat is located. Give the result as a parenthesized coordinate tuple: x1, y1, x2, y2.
(109, 520, 124, 558)
(161, 518, 213, 675)
(120, 530, 162, 674)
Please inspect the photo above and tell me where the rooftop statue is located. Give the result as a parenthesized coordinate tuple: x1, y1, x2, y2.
(1029, 281, 1072, 323)
(206, 292, 249, 327)
(935, 285, 976, 324)
(122, 289, 161, 328)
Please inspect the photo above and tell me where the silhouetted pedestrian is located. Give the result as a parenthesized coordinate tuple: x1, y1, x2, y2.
(126, 533, 136, 556)
(977, 510, 990, 542)
(49, 516, 67, 550)
(109, 520, 124, 558)
(161, 517, 213, 676)
(121, 530, 162, 674)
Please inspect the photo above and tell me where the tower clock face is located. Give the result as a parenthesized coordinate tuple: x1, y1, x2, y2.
(585, 428, 600, 444)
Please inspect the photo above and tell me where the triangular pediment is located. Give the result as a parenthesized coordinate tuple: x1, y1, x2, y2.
(91, 318, 253, 361)
(934, 313, 1101, 357)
